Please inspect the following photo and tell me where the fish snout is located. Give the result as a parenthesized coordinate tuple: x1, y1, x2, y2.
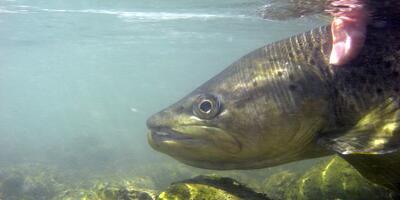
(146, 113, 161, 130)
(146, 109, 174, 131)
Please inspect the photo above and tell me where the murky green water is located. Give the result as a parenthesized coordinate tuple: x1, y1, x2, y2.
(1, 0, 394, 199)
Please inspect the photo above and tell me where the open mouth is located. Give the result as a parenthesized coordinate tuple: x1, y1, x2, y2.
(150, 127, 194, 142)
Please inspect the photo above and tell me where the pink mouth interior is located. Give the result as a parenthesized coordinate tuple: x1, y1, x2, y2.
(328, 0, 369, 66)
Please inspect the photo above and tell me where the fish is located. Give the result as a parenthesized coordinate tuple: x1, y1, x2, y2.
(146, 0, 400, 192)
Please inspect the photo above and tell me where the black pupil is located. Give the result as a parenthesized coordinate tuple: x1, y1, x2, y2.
(199, 100, 212, 113)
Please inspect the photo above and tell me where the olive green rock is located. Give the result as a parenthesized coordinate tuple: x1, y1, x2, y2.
(264, 156, 397, 200)
(158, 175, 270, 200)
(263, 171, 300, 199)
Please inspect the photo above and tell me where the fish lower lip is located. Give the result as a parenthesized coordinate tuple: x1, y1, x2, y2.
(150, 129, 193, 141)
(154, 131, 170, 136)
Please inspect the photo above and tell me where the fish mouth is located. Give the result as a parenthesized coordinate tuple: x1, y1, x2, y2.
(149, 127, 195, 142)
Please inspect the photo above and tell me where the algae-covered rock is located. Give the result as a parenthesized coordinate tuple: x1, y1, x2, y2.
(263, 170, 300, 199)
(265, 156, 396, 200)
(60, 180, 157, 200)
(92, 181, 156, 200)
(158, 175, 270, 200)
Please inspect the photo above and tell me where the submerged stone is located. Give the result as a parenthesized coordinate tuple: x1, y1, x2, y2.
(263, 171, 300, 199)
(158, 175, 270, 200)
(264, 156, 397, 200)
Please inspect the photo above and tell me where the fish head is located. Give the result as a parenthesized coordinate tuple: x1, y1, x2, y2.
(146, 89, 246, 169)
(147, 62, 330, 169)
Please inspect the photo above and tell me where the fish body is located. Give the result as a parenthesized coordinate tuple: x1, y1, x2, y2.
(147, 1, 400, 192)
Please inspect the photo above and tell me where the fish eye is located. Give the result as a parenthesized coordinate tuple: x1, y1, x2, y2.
(193, 94, 221, 119)
(199, 100, 212, 113)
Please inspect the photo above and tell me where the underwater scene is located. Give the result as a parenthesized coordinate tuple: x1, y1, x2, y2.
(1, 0, 400, 199)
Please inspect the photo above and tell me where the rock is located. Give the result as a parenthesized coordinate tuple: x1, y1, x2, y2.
(263, 171, 300, 199)
(264, 156, 396, 200)
(158, 175, 270, 200)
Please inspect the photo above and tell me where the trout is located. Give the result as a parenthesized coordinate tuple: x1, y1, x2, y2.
(147, 0, 400, 191)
